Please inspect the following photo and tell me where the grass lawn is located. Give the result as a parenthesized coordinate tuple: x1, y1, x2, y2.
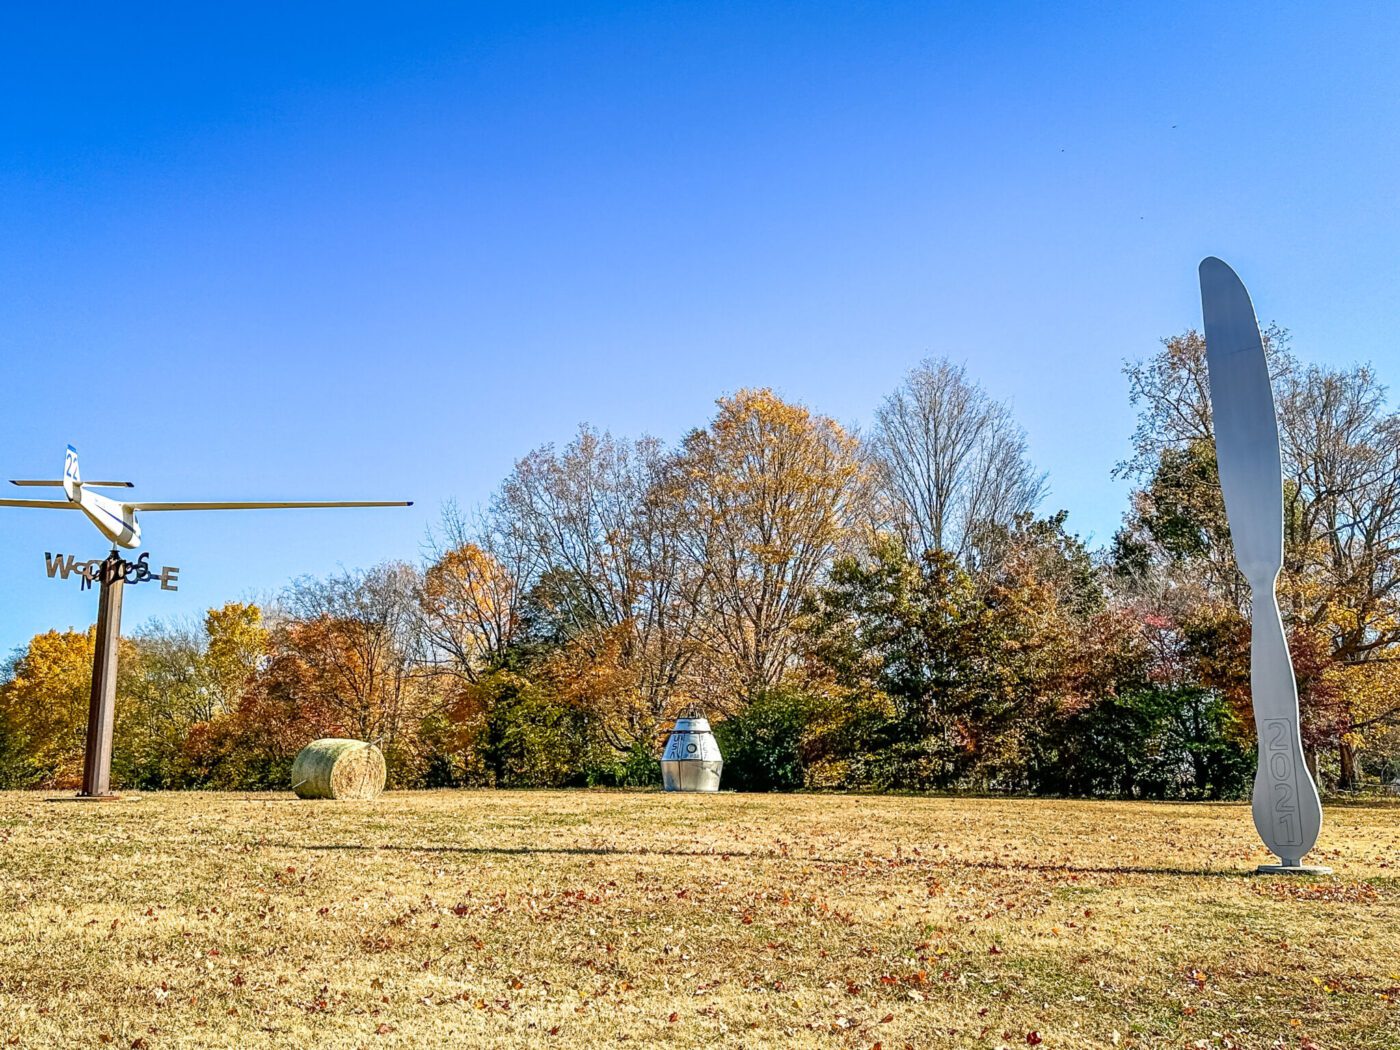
(0, 791, 1396, 1049)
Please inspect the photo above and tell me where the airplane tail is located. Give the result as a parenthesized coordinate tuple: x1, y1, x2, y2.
(63, 445, 80, 501)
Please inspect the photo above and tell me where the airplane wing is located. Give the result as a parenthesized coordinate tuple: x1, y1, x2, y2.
(128, 501, 413, 511)
(0, 498, 81, 509)
(10, 480, 134, 488)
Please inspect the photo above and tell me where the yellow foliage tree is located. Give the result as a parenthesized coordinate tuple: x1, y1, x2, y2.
(0, 628, 137, 788)
(539, 622, 648, 751)
(678, 388, 865, 699)
(203, 602, 269, 717)
(421, 543, 520, 682)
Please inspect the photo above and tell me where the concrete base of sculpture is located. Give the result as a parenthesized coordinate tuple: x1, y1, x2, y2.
(1255, 864, 1333, 876)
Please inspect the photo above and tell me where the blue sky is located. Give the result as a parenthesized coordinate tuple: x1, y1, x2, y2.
(2, 2, 1398, 650)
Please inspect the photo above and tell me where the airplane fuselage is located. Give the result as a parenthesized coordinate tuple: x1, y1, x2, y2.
(76, 488, 142, 549)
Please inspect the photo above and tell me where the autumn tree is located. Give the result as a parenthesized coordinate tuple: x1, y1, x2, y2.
(421, 510, 525, 682)
(1117, 327, 1293, 481)
(804, 537, 991, 787)
(276, 562, 425, 750)
(202, 603, 269, 716)
(494, 426, 703, 747)
(0, 630, 103, 787)
(676, 389, 865, 700)
(111, 605, 269, 788)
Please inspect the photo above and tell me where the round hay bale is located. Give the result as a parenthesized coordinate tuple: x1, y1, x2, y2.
(291, 738, 386, 800)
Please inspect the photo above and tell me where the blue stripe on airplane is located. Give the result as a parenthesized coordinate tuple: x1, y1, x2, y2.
(92, 503, 130, 534)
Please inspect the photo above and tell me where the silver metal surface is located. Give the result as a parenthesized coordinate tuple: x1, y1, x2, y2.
(1199, 257, 1324, 868)
(660, 715, 723, 792)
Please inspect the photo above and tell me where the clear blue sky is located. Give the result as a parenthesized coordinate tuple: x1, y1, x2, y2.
(2, 2, 1397, 651)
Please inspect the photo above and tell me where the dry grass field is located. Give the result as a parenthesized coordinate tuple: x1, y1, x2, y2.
(0, 791, 1396, 1050)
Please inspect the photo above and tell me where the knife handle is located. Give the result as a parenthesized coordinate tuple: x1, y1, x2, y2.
(1249, 583, 1323, 866)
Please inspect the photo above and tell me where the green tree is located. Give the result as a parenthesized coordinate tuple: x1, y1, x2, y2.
(712, 688, 829, 791)
(804, 536, 999, 788)
(116, 621, 206, 788)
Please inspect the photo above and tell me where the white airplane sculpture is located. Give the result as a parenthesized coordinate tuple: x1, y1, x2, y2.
(2, 446, 411, 548)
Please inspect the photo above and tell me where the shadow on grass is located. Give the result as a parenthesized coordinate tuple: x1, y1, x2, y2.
(271, 841, 1251, 878)
(955, 858, 1250, 880)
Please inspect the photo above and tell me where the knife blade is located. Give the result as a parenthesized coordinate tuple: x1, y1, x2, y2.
(1199, 256, 1322, 868)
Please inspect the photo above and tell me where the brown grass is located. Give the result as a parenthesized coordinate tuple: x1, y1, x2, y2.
(0, 790, 1396, 1049)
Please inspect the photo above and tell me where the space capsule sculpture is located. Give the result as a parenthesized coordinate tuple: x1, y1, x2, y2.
(661, 710, 723, 792)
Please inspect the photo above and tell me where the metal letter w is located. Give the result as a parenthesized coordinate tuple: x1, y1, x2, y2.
(44, 553, 76, 579)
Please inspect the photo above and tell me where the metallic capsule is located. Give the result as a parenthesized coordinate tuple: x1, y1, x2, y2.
(660, 714, 723, 792)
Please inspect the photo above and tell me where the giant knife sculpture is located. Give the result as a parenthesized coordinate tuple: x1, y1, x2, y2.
(1199, 257, 1326, 873)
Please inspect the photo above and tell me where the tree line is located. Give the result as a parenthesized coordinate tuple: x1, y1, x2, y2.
(3, 332, 1399, 795)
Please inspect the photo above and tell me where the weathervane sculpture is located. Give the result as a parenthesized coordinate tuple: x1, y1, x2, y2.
(3, 445, 412, 800)
(1199, 259, 1327, 874)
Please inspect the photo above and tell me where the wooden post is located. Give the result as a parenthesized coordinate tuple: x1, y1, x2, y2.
(79, 552, 124, 798)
